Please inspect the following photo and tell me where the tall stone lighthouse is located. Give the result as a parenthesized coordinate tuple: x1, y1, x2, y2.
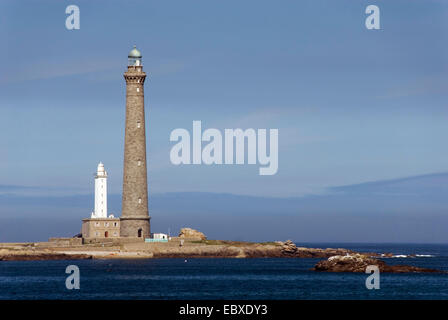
(120, 46, 151, 238)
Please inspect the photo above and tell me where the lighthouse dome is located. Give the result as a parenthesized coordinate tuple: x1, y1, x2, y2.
(128, 45, 142, 58)
(97, 162, 107, 176)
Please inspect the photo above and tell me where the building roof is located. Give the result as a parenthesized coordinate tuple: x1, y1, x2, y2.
(128, 45, 142, 58)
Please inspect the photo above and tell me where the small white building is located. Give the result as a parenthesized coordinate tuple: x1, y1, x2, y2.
(145, 233, 169, 243)
(153, 233, 168, 240)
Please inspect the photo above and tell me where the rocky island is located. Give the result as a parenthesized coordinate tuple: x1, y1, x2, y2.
(312, 253, 441, 273)
(0, 239, 354, 261)
(0, 229, 443, 274)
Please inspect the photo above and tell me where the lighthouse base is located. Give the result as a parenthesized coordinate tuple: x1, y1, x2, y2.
(120, 217, 151, 238)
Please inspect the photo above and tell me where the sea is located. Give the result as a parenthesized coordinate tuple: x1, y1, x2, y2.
(1, 243, 447, 300)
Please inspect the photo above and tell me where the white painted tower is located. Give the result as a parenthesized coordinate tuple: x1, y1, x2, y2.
(91, 162, 108, 218)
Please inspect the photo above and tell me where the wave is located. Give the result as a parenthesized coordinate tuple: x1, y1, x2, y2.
(380, 254, 435, 258)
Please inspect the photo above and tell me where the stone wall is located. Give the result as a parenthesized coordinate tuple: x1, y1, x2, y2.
(48, 238, 83, 246)
(120, 217, 150, 239)
(82, 237, 144, 245)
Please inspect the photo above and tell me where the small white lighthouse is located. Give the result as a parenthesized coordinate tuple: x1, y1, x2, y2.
(81, 162, 120, 239)
(91, 162, 108, 218)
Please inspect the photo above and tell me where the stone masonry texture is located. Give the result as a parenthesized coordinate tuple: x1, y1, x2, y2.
(120, 65, 151, 238)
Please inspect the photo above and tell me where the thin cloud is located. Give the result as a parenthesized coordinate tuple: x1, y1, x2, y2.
(0, 57, 119, 84)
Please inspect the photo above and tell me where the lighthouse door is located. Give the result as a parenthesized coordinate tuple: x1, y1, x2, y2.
(105, 231, 109, 238)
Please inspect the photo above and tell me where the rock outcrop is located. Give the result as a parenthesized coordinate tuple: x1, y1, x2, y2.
(313, 254, 441, 273)
(281, 240, 298, 256)
(149, 241, 355, 259)
(0, 250, 92, 261)
(295, 247, 356, 258)
(178, 228, 207, 240)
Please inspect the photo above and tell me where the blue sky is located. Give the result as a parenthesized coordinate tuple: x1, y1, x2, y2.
(1, 1, 448, 242)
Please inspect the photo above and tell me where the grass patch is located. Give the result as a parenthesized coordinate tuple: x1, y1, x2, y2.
(259, 241, 282, 246)
(190, 240, 253, 246)
(189, 240, 281, 246)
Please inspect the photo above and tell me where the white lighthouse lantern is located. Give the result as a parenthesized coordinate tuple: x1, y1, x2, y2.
(128, 45, 142, 66)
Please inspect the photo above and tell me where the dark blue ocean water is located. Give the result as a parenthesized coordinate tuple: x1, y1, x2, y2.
(1, 243, 447, 299)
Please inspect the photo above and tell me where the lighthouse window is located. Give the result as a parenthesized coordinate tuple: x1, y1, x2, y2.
(138, 198, 142, 204)
(137, 122, 141, 128)
(114, 222, 118, 227)
(136, 88, 140, 92)
(137, 160, 141, 166)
